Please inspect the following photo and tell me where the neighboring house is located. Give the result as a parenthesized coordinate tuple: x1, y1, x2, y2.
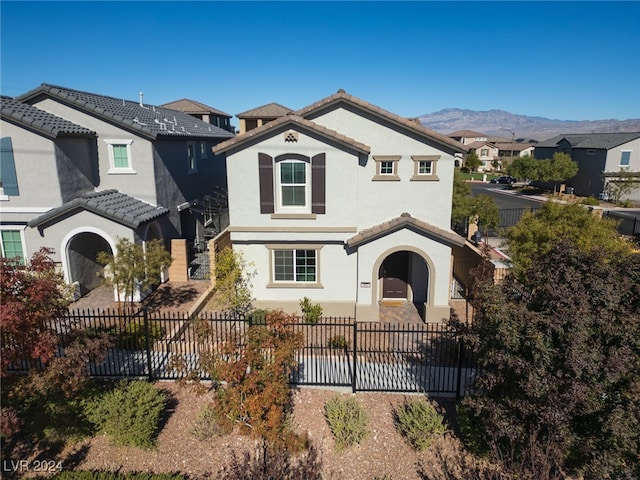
(447, 130, 487, 145)
(534, 132, 640, 201)
(465, 141, 499, 171)
(493, 141, 535, 159)
(236, 103, 292, 134)
(214, 89, 466, 323)
(1, 84, 234, 296)
(160, 98, 235, 133)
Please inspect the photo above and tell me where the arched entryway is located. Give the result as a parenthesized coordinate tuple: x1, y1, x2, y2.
(66, 232, 113, 296)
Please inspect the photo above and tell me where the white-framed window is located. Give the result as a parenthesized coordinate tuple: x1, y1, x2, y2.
(277, 160, 309, 210)
(187, 142, 198, 173)
(1, 228, 25, 265)
(105, 139, 135, 174)
(480, 148, 489, 157)
(372, 155, 401, 181)
(411, 155, 440, 181)
(620, 150, 631, 167)
(267, 245, 323, 287)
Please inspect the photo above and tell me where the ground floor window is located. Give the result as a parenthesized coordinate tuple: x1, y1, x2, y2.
(1, 229, 25, 264)
(274, 249, 316, 282)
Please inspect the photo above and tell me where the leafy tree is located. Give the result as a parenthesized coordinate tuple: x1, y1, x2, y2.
(470, 194, 500, 238)
(507, 154, 539, 182)
(460, 240, 640, 479)
(97, 238, 172, 309)
(505, 201, 631, 279)
(209, 247, 255, 316)
(538, 152, 579, 193)
(464, 150, 482, 172)
(0, 248, 72, 375)
(452, 169, 473, 225)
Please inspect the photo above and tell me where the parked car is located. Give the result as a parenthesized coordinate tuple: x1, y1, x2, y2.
(490, 175, 517, 184)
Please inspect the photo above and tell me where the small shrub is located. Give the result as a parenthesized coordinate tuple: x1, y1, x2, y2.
(118, 319, 164, 350)
(327, 335, 349, 349)
(191, 404, 233, 440)
(324, 394, 369, 452)
(456, 401, 489, 456)
(300, 297, 323, 324)
(580, 196, 600, 206)
(84, 380, 167, 449)
(394, 398, 447, 451)
(247, 308, 268, 325)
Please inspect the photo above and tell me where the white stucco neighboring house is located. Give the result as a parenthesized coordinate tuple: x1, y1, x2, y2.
(214, 90, 466, 322)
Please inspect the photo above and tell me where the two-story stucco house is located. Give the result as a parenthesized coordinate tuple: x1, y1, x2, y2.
(213, 90, 466, 322)
(1, 85, 234, 296)
(534, 132, 640, 202)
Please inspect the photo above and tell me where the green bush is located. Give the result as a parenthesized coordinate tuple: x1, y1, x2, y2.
(327, 335, 349, 349)
(118, 319, 164, 350)
(191, 404, 233, 440)
(84, 380, 167, 449)
(580, 196, 600, 206)
(45, 472, 186, 480)
(324, 394, 369, 452)
(456, 402, 489, 457)
(299, 297, 323, 324)
(247, 308, 268, 325)
(394, 398, 447, 451)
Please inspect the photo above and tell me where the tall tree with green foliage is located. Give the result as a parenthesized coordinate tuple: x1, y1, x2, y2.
(460, 240, 640, 479)
(505, 201, 631, 279)
(97, 238, 172, 308)
(507, 154, 539, 182)
(538, 152, 579, 193)
(451, 169, 473, 225)
(470, 194, 500, 238)
(464, 150, 482, 172)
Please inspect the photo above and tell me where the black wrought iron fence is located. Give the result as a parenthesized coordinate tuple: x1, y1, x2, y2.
(7, 308, 477, 396)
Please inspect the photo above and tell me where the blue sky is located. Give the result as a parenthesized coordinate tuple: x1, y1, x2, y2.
(1, 1, 639, 121)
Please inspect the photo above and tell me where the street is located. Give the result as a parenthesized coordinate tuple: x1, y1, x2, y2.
(470, 182, 545, 210)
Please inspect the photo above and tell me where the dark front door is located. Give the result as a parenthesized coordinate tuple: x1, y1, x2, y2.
(381, 252, 409, 299)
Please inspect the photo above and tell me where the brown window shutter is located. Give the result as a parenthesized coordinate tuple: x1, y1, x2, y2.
(311, 153, 326, 214)
(258, 153, 274, 214)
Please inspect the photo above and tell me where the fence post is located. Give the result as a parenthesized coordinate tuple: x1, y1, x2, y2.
(143, 308, 153, 381)
(351, 320, 357, 393)
(456, 335, 464, 398)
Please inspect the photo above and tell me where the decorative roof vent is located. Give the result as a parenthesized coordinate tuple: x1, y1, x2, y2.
(284, 131, 298, 143)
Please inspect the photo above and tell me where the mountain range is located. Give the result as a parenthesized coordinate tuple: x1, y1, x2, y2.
(418, 108, 640, 142)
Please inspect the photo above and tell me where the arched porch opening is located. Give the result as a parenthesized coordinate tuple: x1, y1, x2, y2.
(66, 232, 113, 296)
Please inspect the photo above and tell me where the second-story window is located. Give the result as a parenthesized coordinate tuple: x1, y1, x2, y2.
(620, 151, 631, 167)
(105, 139, 135, 174)
(279, 160, 307, 208)
(411, 155, 440, 181)
(372, 155, 401, 181)
(187, 142, 197, 173)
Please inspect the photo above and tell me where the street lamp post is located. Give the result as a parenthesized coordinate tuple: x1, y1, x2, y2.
(500, 128, 515, 163)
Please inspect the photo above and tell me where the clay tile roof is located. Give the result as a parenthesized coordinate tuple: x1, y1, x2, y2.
(346, 213, 465, 248)
(236, 103, 293, 118)
(296, 90, 465, 154)
(213, 114, 370, 155)
(28, 190, 169, 229)
(447, 130, 487, 138)
(1, 95, 95, 138)
(535, 132, 640, 150)
(16, 84, 234, 140)
(160, 98, 231, 118)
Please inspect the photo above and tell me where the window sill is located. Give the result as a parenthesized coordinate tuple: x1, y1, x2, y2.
(410, 175, 440, 181)
(271, 213, 317, 219)
(372, 175, 400, 181)
(267, 282, 324, 289)
(0, 194, 9, 201)
(188, 169, 199, 175)
(108, 168, 137, 175)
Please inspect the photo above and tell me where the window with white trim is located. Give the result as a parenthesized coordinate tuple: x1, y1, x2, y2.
(620, 151, 631, 167)
(372, 155, 401, 181)
(278, 160, 309, 210)
(105, 139, 135, 173)
(411, 155, 440, 181)
(273, 249, 317, 282)
(1, 229, 25, 265)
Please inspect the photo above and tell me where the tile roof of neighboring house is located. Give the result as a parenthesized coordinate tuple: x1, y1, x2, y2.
(536, 132, 640, 150)
(447, 130, 487, 138)
(296, 90, 466, 154)
(28, 190, 170, 230)
(160, 98, 231, 118)
(1, 95, 96, 138)
(466, 141, 496, 150)
(213, 113, 371, 155)
(16, 84, 234, 141)
(236, 103, 293, 118)
(346, 212, 465, 249)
